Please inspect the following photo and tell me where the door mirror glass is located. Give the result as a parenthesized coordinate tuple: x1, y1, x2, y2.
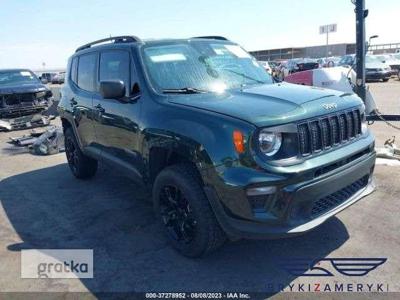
(99, 80, 126, 99)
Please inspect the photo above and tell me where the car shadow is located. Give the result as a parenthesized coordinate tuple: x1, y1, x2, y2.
(0, 163, 349, 296)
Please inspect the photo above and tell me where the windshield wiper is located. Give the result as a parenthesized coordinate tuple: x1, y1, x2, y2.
(162, 87, 208, 94)
(222, 69, 266, 85)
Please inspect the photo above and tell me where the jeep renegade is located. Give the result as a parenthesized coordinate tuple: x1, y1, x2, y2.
(58, 36, 376, 257)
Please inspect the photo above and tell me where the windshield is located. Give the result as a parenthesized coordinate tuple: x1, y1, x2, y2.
(141, 40, 273, 93)
(366, 56, 383, 64)
(0, 70, 39, 86)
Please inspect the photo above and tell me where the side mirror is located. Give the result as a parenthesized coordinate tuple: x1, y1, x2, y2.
(100, 80, 126, 99)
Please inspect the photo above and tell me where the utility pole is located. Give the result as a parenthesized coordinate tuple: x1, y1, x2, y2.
(354, 0, 367, 102)
(326, 30, 329, 59)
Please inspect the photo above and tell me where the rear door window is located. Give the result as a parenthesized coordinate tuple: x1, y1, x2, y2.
(77, 53, 97, 92)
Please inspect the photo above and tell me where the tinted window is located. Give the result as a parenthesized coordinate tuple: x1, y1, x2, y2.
(77, 53, 97, 92)
(99, 50, 130, 92)
(71, 57, 78, 84)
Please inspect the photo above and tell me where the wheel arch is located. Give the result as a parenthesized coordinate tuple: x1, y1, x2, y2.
(60, 116, 84, 150)
(143, 130, 214, 185)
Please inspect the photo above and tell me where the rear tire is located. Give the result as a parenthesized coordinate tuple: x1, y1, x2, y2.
(64, 127, 98, 179)
(382, 78, 389, 82)
(153, 164, 226, 257)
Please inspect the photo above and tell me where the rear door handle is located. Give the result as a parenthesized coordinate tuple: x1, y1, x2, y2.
(70, 98, 78, 105)
(95, 103, 105, 113)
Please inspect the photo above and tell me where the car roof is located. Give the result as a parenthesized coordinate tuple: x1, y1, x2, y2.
(72, 37, 234, 57)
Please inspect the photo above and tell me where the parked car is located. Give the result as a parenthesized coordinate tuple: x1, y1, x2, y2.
(278, 58, 319, 80)
(52, 72, 65, 84)
(393, 53, 400, 79)
(268, 61, 280, 77)
(258, 61, 272, 74)
(0, 69, 53, 120)
(338, 54, 391, 82)
(59, 36, 376, 257)
(338, 54, 355, 67)
(317, 57, 341, 68)
(375, 54, 400, 76)
(365, 55, 392, 82)
(40, 72, 57, 84)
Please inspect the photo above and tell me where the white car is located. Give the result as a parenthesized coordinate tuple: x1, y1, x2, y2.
(375, 54, 400, 77)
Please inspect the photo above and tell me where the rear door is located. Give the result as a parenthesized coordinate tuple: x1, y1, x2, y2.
(69, 52, 98, 149)
(92, 48, 143, 178)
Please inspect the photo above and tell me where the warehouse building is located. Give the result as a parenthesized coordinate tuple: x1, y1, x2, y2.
(250, 42, 400, 61)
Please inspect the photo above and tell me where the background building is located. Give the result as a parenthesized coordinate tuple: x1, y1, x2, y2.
(250, 42, 400, 61)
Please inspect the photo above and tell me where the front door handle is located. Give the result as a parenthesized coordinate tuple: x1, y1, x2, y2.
(70, 98, 78, 106)
(94, 103, 105, 113)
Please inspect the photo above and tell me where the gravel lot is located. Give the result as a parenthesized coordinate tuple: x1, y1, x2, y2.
(0, 80, 399, 298)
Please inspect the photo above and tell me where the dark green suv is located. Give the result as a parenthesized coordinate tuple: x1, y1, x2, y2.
(58, 36, 376, 257)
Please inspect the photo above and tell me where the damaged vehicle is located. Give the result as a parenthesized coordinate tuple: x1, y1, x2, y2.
(59, 36, 376, 257)
(0, 69, 53, 130)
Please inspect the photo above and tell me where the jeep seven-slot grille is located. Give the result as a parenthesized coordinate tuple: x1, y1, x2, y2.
(298, 110, 362, 156)
(311, 176, 369, 217)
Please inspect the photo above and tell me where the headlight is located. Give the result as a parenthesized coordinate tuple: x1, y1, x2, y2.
(361, 114, 368, 135)
(258, 130, 282, 156)
(361, 121, 368, 135)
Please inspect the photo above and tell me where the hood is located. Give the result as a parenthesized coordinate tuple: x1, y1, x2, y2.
(385, 59, 400, 66)
(0, 82, 48, 95)
(366, 62, 388, 69)
(169, 83, 362, 127)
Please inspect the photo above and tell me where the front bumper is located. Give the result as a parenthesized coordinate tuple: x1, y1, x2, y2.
(366, 70, 391, 80)
(204, 144, 376, 240)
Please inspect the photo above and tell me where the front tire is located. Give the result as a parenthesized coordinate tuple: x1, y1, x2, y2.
(153, 164, 226, 257)
(382, 78, 389, 82)
(64, 127, 98, 179)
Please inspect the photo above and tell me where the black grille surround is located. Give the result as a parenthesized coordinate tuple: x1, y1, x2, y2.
(298, 109, 362, 156)
(310, 176, 369, 218)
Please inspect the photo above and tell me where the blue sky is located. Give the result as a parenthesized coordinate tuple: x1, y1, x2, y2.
(0, 0, 399, 69)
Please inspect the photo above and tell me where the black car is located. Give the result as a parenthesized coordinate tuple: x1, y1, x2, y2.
(0, 69, 53, 120)
(287, 58, 319, 73)
(58, 36, 375, 257)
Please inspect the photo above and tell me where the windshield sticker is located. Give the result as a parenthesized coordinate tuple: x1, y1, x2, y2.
(224, 45, 251, 58)
(20, 71, 32, 77)
(149, 53, 187, 63)
(211, 45, 231, 56)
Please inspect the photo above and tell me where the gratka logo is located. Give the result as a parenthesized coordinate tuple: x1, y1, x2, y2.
(21, 249, 93, 279)
(279, 258, 387, 277)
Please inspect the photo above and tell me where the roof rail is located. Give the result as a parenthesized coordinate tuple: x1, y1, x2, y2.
(75, 35, 141, 52)
(192, 36, 228, 41)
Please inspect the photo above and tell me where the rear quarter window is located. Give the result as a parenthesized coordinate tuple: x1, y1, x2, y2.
(70, 57, 78, 84)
